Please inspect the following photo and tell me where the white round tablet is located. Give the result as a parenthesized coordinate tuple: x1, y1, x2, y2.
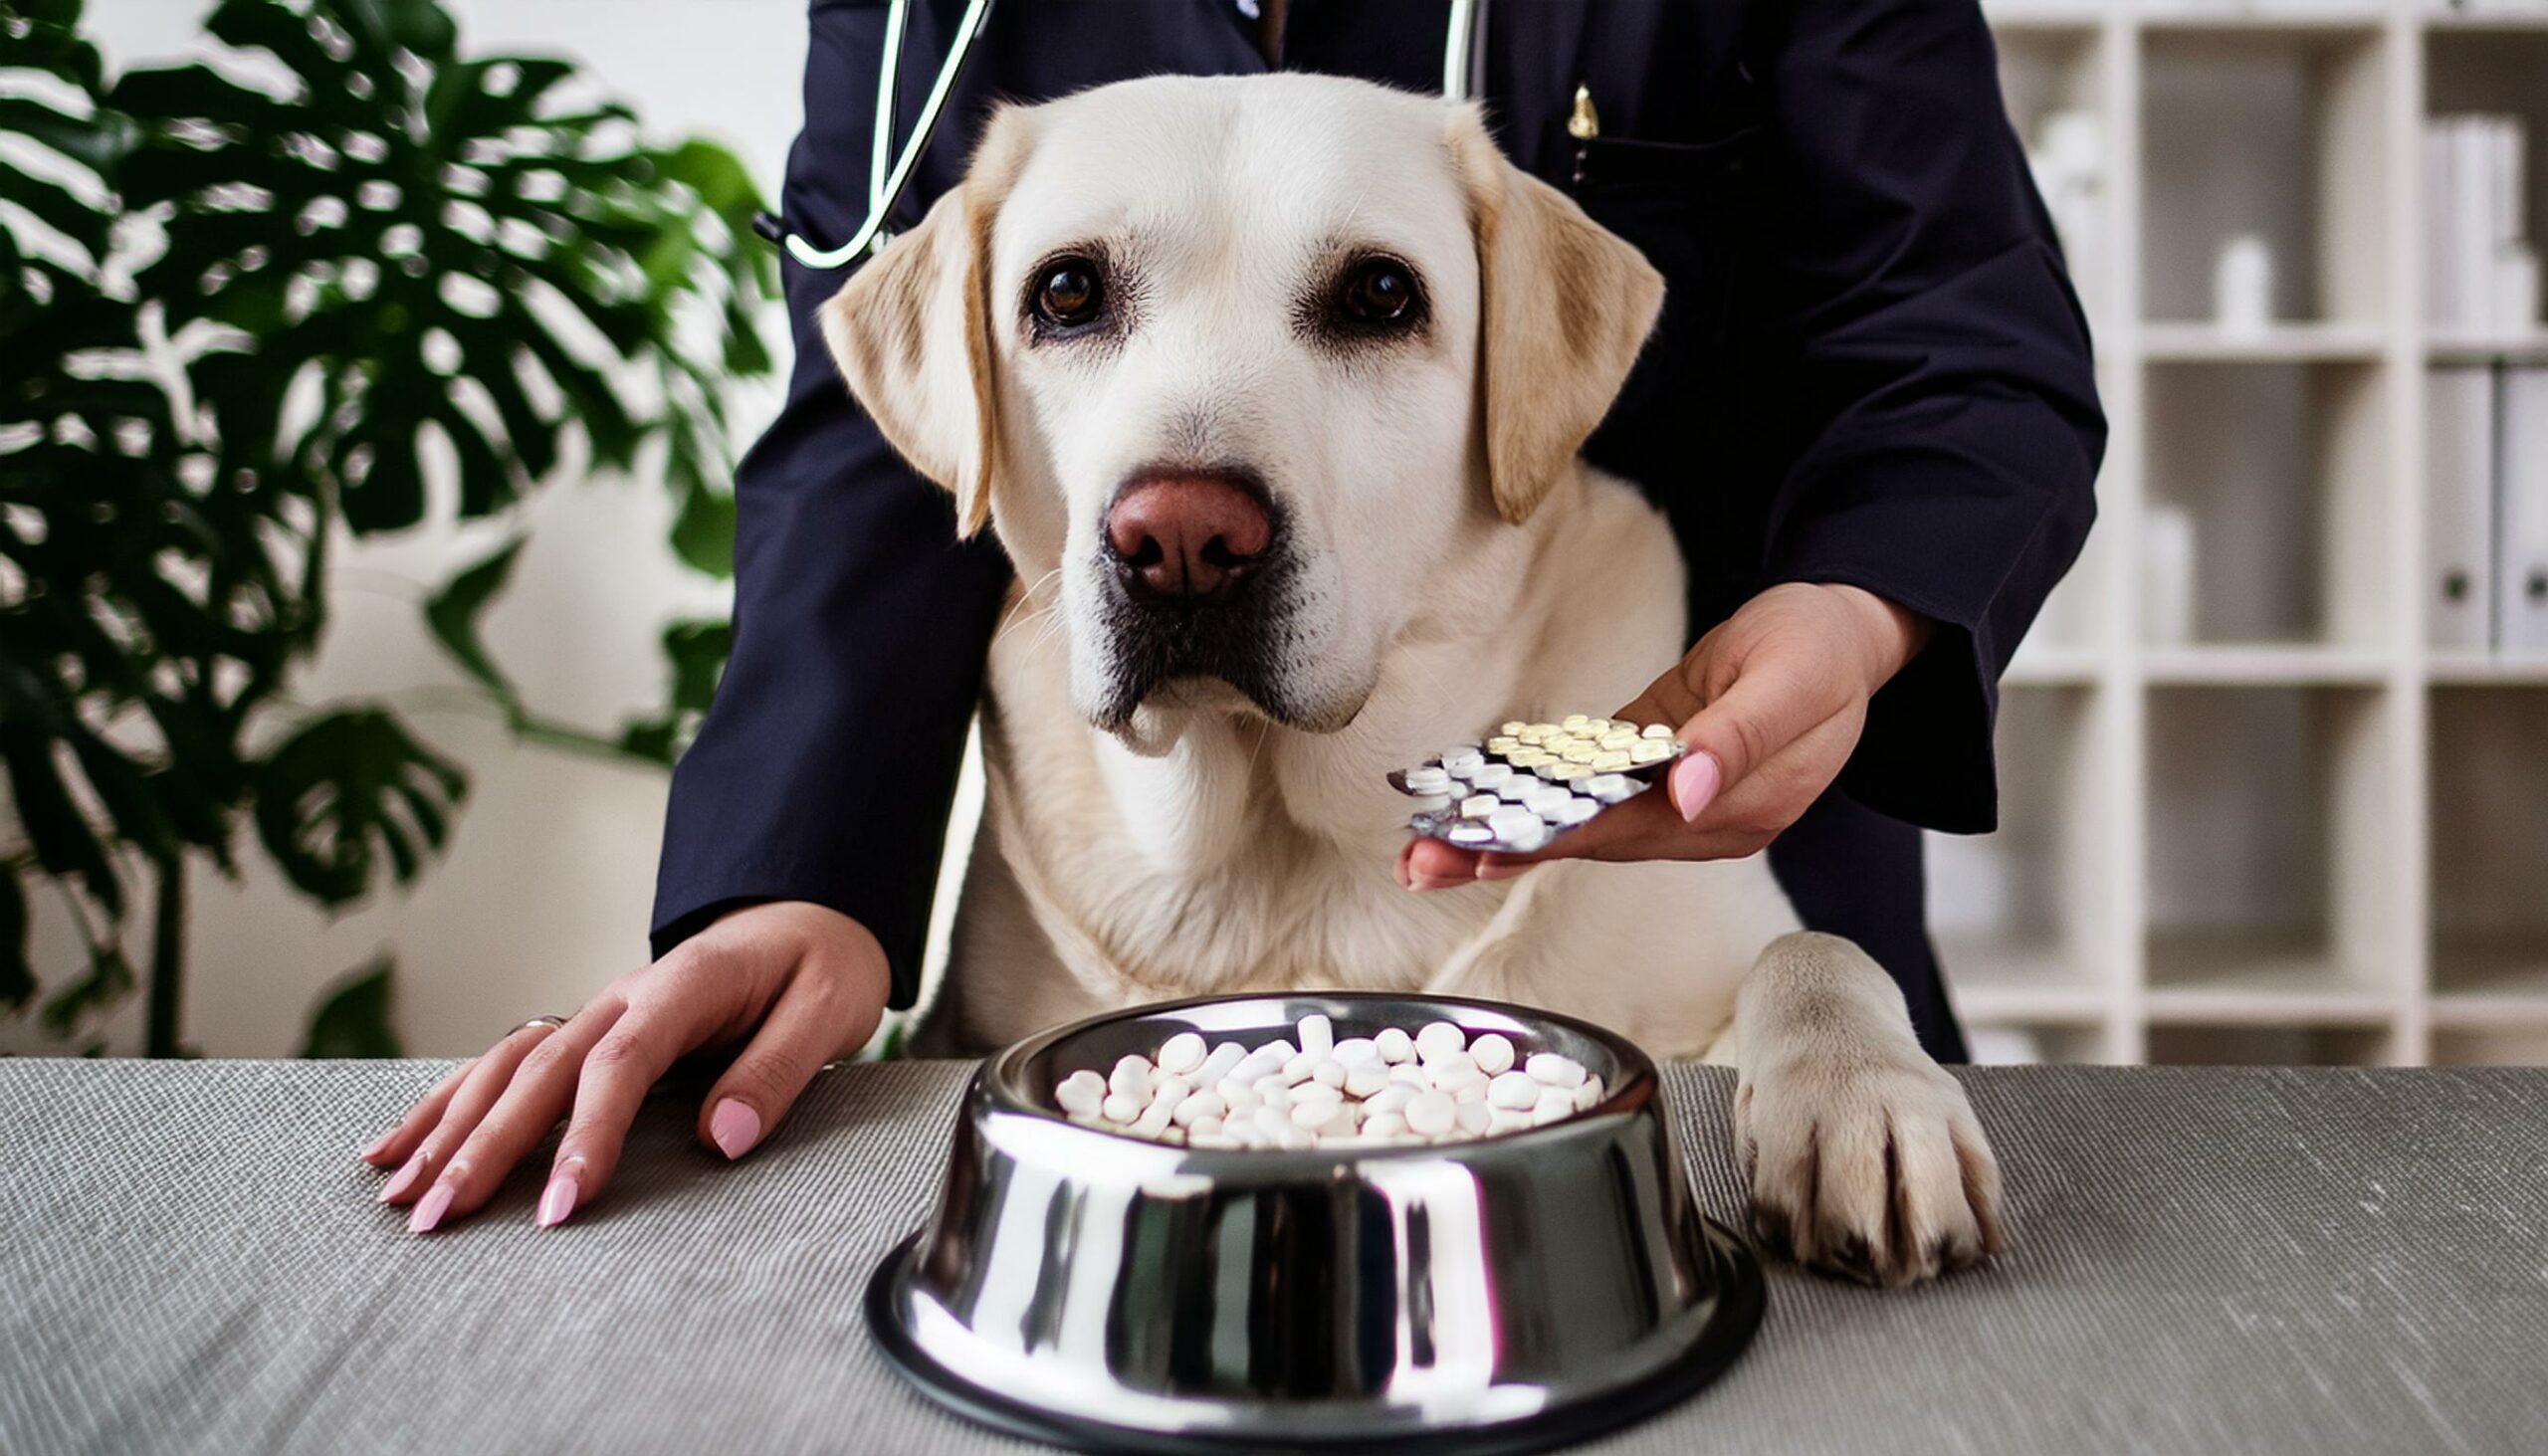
(1582, 773, 1638, 804)
(1525, 1052, 1588, 1089)
(1109, 1055, 1154, 1101)
(1522, 786, 1574, 816)
(1055, 1070, 1107, 1118)
(1157, 1031, 1206, 1074)
(1404, 1091, 1457, 1136)
(1413, 1020, 1467, 1061)
(1296, 1013, 1335, 1058)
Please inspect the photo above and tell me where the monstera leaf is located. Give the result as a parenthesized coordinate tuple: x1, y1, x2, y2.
(4, 0, 764, 1054)
(112, 0, 773, 536)
(0, 870, 30, 1014)
(4, 0, 304, 1052)
(0, 0, 126, 331)
(420, 532, 527, 707)
(300, 955, 402, 1057)
(252, 708, 465, 909)
(616, 618, 733, 766)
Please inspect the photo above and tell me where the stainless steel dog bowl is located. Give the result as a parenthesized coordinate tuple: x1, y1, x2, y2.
(866, 992, 1763, 1452)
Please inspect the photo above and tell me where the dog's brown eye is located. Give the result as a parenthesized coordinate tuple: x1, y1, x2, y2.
(1344, 260, 1417, 323)
(1033, 260, 1103, 326)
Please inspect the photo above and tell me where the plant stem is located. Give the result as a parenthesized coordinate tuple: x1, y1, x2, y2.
(510, 717, 652, 764)
(147, 856, 184, 1059)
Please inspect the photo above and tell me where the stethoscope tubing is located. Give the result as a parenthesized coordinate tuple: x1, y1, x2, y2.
(756, 0, 1481, 274)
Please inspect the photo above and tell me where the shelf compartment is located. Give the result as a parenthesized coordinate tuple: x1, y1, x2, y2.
(1965, 1022, 2114, 1067)
(2147, 1023, 2394, 1067)
(2138, 11, 2390, 37)
(2427, 655, 2548, 687)
(2141, 322, 2387, 361)
(2141, 23, 2388, 326)
(2430, 1028, 2548, 1067)
(2429, 687, 2548, 1002)
(2141, 645, 2390, 684)
(2430, 952, 2548, 1029)
(1940, 935, 2112, 1023)
(2142, 360, 2392, 647)
(2145, 686, 2403, 999)
(2426, 333, 2548, 365)
(1931, 684, 2115, 1013)
(2143, 934, 2397, 1023)
(2425, 25, 2548, 338)
(1999, 19, 2114, 328)
(2004, 643, 2105, 685)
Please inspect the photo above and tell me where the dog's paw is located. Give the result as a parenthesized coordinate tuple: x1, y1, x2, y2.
(1734, 1052, 2005, 1287)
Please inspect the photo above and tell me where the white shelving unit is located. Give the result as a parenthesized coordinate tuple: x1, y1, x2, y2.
(1939, 1, 2548, 1065)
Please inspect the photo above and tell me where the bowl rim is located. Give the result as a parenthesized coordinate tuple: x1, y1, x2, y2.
(980, 989, 1663, 1160)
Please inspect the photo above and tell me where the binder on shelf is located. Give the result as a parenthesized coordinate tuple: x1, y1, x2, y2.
(2428, 367, 2494, 651)
(2499, 366, 2548, 657)
(2425, 119, 2467, 332)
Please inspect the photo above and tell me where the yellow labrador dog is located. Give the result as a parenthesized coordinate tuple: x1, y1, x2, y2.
(823, 74, 2002, 1287)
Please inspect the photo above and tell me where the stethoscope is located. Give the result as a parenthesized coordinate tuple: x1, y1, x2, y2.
(752, 0, 1484, 273)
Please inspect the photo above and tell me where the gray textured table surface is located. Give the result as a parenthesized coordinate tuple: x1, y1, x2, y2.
(3, 1060, 2543, 1455)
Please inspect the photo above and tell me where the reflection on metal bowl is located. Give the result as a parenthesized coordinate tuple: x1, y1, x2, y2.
(866, 991, 1764, 1452)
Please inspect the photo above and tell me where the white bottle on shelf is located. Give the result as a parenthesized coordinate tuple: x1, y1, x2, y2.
(2213, 234, 2274, 337)
(2142, 503, 2199, 647)
(2031, 108, 2107, 326)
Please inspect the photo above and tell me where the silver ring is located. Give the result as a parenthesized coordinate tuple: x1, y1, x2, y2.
(511, 1015, 568, 1036)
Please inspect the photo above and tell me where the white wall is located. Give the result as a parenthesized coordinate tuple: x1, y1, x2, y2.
(9, 0, 820, 1057)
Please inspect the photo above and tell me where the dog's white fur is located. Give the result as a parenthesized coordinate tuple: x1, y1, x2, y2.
(822, 75, 2003, 1286)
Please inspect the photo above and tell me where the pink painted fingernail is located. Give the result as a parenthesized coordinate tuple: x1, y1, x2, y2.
(710, 1099, 761, 1160)
(1671, 750, 1722, 823)
(360, 1129, 396, 1162)
(378, 1150, 428, 1203)
(408, 1182, 454, 1234)
(535, 1168, 580, 1229)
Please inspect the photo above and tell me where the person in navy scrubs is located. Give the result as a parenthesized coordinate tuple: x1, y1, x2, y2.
(368, 0, 2102, 1232)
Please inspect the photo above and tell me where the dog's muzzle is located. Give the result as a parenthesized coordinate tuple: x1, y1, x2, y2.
(1092, 467, 1303, 729)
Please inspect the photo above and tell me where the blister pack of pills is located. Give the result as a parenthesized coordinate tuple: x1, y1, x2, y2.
(1389, 715, 1683, 854)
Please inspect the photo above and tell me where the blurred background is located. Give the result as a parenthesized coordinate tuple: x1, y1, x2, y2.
(2, 0, 2543, 1066)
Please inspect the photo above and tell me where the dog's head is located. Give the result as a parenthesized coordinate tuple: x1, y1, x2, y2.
(822, 74, 1661, 741)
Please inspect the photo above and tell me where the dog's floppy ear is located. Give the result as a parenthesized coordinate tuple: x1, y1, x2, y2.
(818, 111, 1031, 538)
(1449, 109, 1665, 525)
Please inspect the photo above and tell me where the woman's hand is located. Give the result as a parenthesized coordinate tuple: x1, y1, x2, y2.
(362, 901, 891, 1232)
(1399, 582, 1931, 888)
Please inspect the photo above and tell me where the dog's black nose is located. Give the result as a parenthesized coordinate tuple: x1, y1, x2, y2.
(1105, 474, 1271, 602)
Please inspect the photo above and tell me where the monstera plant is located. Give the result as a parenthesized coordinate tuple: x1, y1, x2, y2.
(0, 0, 772, 1055)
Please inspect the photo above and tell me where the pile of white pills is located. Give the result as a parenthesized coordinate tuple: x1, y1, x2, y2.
(1050, 1014, 1605, 1150)
(1393, 714, 1685, 854)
